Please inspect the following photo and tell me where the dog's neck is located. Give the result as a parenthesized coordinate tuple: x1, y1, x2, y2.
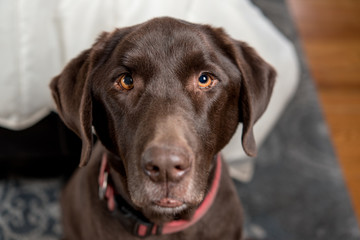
(98, 152, 222, 238)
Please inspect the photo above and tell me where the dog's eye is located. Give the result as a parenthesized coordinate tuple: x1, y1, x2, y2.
(115, 74, 134, 90)
(198, 74, 214, 89)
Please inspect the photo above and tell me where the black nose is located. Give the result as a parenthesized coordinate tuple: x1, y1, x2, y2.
(142, 146, 192, 183)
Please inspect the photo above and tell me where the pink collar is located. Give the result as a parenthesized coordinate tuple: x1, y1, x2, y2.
(98, 153, 222, 237)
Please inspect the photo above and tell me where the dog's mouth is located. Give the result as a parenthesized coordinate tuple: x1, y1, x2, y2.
(149, 198, 189, 216)
(155, 198, 184, 208)
(130, 183, 203, 219)
(140, 182, 204, 217)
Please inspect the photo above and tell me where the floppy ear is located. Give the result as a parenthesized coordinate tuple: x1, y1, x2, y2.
(204, 26, 276, 156)
(50, 49, 93, 167)
(234, 41, 276, 156)
(50, 31, 114, 167)
(50, 29, 135, 166)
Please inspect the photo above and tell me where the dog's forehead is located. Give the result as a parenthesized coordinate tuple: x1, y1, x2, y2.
(115, 18, 216, 77)
(129, 18, 204, 48)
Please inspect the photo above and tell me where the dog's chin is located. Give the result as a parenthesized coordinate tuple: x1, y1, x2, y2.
(141, 201, 196, 223)
(150, 201, 189, 215)
(129, 195, 201, 223)
(128, 176, 206, 222)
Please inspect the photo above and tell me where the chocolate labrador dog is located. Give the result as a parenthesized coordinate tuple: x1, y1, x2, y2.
(50, 17, 275, 240)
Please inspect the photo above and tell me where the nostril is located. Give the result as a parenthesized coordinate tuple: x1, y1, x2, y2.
(172, 166, 188, 180)
(152, 166, 160, 172)
(144, 164, 160, 176)
(175, 165, 183, 170)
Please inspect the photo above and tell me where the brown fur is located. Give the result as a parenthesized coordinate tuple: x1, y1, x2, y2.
(50, 17, 275, 240)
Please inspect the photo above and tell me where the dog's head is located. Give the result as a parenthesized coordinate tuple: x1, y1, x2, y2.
(50, 17, 275, 222)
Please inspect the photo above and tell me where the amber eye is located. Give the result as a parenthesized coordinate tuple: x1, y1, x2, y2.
(198, 74, 213, 88)
(116, 74, 134, 90)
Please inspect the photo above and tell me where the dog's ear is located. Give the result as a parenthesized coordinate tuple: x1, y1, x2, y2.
(51, 28, 134, 166)
(50, 49, 93, 167)
(201, 26, 276, 157)
(205, 26, 275, 156)
(50, 32, 114, 167)
(234, 41, 276, 156)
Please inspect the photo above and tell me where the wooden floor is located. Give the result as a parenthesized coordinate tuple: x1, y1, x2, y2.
(287, 0, 360, 224)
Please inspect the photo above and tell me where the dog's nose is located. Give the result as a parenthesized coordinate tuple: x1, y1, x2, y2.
(142, 146, 192, 183)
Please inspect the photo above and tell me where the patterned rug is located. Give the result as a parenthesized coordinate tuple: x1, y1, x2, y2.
(1, 1, 359, 240)
(0, 179, 62, 240)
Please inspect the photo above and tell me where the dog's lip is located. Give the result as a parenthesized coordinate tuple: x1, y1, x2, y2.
(154, 198, 184, 208)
